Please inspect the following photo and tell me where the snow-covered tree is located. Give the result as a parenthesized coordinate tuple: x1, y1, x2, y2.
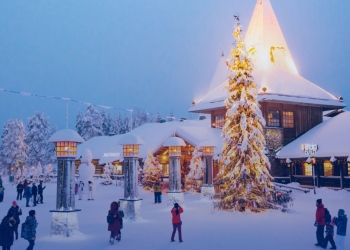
(43, 164, 53, 183)
(101, 110, 112, 136)
(167, 110, 175, 122)
(110, 113, 123, 135)
(0, 119, 27, 171)
(80, 105, 104, 140)
(186, 146, 204, 193)
(75, 110, 84, 137)
(25, 112, 53, 167)
(142, 149, 162, 191)
(36, 162, 43, 181)
(101, 163, 113, 185)
(214, 17, 292, 212)
(14, 168, 22, 185)
(21, 167, 28, 183)
(155, 110, 162, 123)
(122, 113, 131, 134)
(28, 165, 40, 184)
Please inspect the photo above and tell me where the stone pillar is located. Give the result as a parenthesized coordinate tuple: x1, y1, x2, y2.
(167, 156, 184, 206)
(50, 157, 81, 237)
(120, 157, 142, 220)
(201, 155, 215, 198)
(289, 163, 293, 184)
(340, 161, 344, 189)
(316, 162, 321, 188)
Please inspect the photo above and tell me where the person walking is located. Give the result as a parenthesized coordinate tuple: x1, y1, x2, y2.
(334, 209, 347, 250)
(315, 199, 325, 246)
(78, 181, 84, 200)
(107, 201, 121, 245)
(31, 184, 37, 207)
(8, 201, 22, 240)
(16, 183, 24, 201)
(153, 182, 162, 204)
(0, 183, 5, 203)
(117, 201, 124, 242)
(171, 203, 183, 243)
(21, 210, 38, 250)
(24, 185, 32, 207)
(87, 181, 93, 201)
(322, 208, 336, 249)
(0, 210, 16, 250)
(37, 181, 45, 204)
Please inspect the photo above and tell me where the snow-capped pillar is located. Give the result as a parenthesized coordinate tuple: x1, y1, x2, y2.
(48, 129, 85, 237)
(163, 137, 186, 206)
(200, 144, 215, 199)
(118, 134, 144, 221)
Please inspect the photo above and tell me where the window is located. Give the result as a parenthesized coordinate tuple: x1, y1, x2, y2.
(123, 145, 139, 157)
(324, 161, 333, 176)
(215, 115, 225, 128)
(283, 111, 294, 128)
(303, 162, 312, 176)
(56, 141, 77, 156)
(267, 110, 280, 127)
(348, 163, 350, 175)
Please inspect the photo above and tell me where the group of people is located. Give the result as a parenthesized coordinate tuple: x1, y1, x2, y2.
(0, 200, 38, 250)
(20, 180, 46, 207)
(315, 199, 347, 250)
(75, 180, 94, 200)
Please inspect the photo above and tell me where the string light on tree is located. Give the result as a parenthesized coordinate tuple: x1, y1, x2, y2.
(143, 149, 162, 191)
(214, 16, 292, 212)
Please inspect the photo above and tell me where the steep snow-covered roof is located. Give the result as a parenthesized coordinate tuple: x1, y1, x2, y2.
(49, 129, 85, 143)
(77, 121, 223, 163)
(163, 137, 186, 147)
(276, 111, 350, 159)
(190, 0, 345, 113)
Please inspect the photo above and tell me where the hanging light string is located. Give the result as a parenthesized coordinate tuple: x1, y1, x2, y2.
(0, 87, 132, 112)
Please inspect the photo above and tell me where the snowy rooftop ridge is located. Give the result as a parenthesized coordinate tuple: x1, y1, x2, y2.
(190, 0, 345, 113)
(277, 111, 350, 159)
(49, 129, 85, 143)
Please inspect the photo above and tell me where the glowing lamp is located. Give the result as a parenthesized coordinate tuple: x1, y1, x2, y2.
(163, 137, 186, 155)
(48, 129, 84, 158)
(118, 133, 144, 157)
(202, 146, 214, 156)
(169, 146, 182, 156)
(262, 87, 267, 93)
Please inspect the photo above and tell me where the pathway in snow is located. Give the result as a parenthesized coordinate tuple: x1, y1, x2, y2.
(0, 179, 348, 250)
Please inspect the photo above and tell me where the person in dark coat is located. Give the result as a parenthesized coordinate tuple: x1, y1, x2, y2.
(31, 184, 37, 207)
(8, 201, 22, 240)
(322, 208, 336, 249)
(107, 201, 121, 245)
(38, 181, 45, 204)
(16, 183, 24, 201)
(24, 185, 32, 208)
(0, 183, 5, 202)
(334, 209, 347, 250)
(171, 203, 184, 242)
(315, 199, 325, 246)
(0, 210, 16, 250)
(23, 210, 37, 250)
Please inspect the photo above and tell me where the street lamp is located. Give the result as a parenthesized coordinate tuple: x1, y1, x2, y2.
(163, 137, 186, 205)
(198, 140, 216, 198)
(307, 157, 317, 195)
(118, 133, 144, 220)
(48, 129, 84, 237)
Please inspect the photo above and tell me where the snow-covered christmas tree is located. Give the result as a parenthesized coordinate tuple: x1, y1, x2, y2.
(214, 16, 292, 212)
(76, 110, 84, 137)
(186, 146, 204, 193)
(0, 119, 27, 171)
(25, 112, 53, 167)
(21, 167, 28, 183)
(14, 168, 22, 185)
(36, 162, 43, 182)
(28, 165, 40, 184)
(101, 163, 114, 185)
(142, 149, 162, 191)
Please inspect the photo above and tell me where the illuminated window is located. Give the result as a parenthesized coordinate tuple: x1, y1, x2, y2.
(123, 145, 139, 157)
(324, 161, 333, 176)
(56, 141, 77, 157)
(283, 111, 294, 128)
(267, 110, 280, 127)
(348, 163, 350, 175)
(169, 146, 181, 156)
(303, 162, 312, 176)
(215, 115, 225, 128)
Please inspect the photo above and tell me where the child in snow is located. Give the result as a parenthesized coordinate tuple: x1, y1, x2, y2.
(87, 181, 93, 201)
(117, 201, 124, 242)
(334, 209, 347, 250)
(107, 201, 121, 245)
(322, 208, 336, 249)
(78, 181, 84, 200)
(171, 203, 183, 242)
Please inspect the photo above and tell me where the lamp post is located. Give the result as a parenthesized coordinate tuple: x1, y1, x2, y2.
(307, 157, 316, 195)
(118, 133, 144, 220)
(48, 129, 84, 237)
(163, 137, 186, 206)
(199, 141, 215, 198)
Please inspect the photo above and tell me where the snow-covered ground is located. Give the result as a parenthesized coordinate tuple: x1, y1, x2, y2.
(0, 178, 349, 250)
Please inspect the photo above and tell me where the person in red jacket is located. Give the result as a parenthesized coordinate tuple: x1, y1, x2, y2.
(107, 201, 121, 245)
(171, 203, 183, 242)
(315, 199, 326, 246)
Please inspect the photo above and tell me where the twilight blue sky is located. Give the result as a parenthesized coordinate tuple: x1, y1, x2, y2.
(0, 0, 349, 130)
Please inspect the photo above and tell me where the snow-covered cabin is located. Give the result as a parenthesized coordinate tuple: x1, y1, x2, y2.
(276, 111, 350, 189)
(189, 0, 345, 177)
(77, 120, 223, 177)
